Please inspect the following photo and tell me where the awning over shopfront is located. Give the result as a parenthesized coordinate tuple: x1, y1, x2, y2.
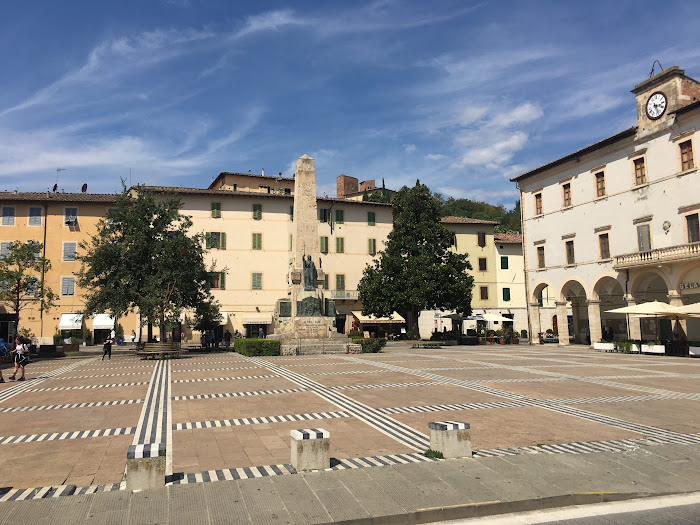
(91, 313, 115, 330)
(241, 313, 273, 325)
(218, 312, 229, 325)
(59, 313, 83, 330)
(351, 311, 405, 324)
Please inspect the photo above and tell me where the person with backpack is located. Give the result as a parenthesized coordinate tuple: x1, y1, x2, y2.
(0, 338, 8, 383)
(9, 336, 29, 381)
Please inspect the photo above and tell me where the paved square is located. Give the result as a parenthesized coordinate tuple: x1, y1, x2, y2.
(1, 344, 699, 495)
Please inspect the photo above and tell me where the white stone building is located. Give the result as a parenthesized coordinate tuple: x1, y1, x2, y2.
(512, 66, 700, 349)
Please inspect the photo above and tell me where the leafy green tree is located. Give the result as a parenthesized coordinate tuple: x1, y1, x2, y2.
(190, 297, 223, 334)
(0, 241, 56, 335)
(358, 181, 474, 335)
(77, 185, 217, 341)
(437, 196, 521, 232)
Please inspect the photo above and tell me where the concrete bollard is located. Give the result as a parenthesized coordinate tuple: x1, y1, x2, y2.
(429, 421, 472, 459)
(290, 428, 330, 471)
(125, 443, 166, 491)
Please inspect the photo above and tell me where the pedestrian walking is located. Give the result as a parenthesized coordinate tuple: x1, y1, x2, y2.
(224, 329, 232, 349)
(9, 336, 29, 381)
(0, 338, 8, 383)
(102, 335, 112, 361)
(131, 330, 136, 344)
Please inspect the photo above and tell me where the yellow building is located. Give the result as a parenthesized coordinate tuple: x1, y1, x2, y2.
(143, 178, 393, 340)
(418, 217, 527, 338)
(0, 191, 139, 345)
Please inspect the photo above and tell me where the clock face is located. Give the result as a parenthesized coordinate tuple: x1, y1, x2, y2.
(646, 91, 667, 120)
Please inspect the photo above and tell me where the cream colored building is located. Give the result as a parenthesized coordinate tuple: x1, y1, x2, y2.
(144, 177, 392, 340)
(512, 65, 700, 349)
(418, 217, 527, 338)
(0, 192, 139, 345)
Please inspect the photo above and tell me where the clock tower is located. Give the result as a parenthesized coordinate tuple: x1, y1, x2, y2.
(632, 65, 700, 140)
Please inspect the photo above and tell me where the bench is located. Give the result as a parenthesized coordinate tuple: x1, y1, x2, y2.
(136, 342, 182, 360)
(412, 342, 442, 349)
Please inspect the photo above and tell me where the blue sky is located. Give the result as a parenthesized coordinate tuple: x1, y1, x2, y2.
(1, 1, 699, 206)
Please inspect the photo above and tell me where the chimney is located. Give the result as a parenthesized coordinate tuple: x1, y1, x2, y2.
(261, 168, 265, 177)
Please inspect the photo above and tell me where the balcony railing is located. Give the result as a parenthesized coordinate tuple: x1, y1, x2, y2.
(330, 290, 359, 300)
(614, 242, 700, 269)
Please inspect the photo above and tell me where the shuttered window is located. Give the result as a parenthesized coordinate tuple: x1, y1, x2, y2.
(480, 286, 488, 300)
(500, 256, 508, 269)
(562, 183, 571, 207)
(534, 194, 543, 215)
(503, 288, 511, 301)
(680, 140, 694, 171)
(565, 240, 575, 265)
(336, 237, 345, 253)
(61, 277, 75, 296)
(211, 202, 221, 218)
(319, 208, 329, 222)
(28, 207, 42, 226)
(477, 232, 486, 247)
(368, 238, 376, 255)
(335, 209, 344, 224)
(595, 172, 606, 197)
(206, 232, 226, 250)
(2, 207, 15, 226)
(63, 242, 77, 261)
(634, 158, 647, 185)
(320, 236, 329, 254)
(637, 224, 651, 252)
(478, 258, 487, 271)
(323, 274, 329, 290)
(252, 233, 262, 250)
(335, 274, 345, 291)
(367, 211, 375, 226)
(251, 272, 262, 290)
(0, 242, 11, 257)
(64, 207, 78, 226)
(289, 206, 294, 221)
(537, 246, 545, 269)
(252, 204, 262, 220)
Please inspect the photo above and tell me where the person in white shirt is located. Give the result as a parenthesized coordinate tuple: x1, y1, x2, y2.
(10, 336, 29, 381)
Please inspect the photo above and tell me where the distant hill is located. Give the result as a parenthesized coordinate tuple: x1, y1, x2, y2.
(436, 195, 521, 233)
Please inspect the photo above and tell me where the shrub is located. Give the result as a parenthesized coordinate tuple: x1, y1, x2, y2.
(351, 337, 387, 353)
(521, 329, 528, 339)
(545, 328, 554, 334)
(348, 330, 363, 338)
(617, 340, 635, 353)
(234, 338, 281, 356)
(424, 449, 444, 459)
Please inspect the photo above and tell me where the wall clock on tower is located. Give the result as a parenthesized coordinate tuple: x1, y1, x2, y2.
(646, 91, 667, 120)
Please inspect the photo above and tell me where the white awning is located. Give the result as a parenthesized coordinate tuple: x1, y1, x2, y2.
(59, 313, 83, 330)
(242, 313, 273, 325)
(92, 313, 115, 330)
(351, 311, 405, 324)
(217, 312, 229, 325)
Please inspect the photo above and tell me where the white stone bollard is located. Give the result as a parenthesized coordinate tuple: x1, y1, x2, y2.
(125, 443, 166, 491)
(290, 428, 330, 471)
(429, 421, 472, 459)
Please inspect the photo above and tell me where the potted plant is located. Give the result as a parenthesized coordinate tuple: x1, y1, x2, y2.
(616, 340, 640, 353)
(641, 341, 665, 354)
(63, 335, 80, 353)
(593, 338, 616, 352)
(495, 329, 506, 345)
(486, 329, 496, 345)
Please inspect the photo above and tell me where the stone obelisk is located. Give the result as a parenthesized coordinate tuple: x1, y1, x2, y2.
(293, 155, 319, 267)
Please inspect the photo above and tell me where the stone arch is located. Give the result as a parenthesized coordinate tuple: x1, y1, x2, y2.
(630, 269, 672, 297)
(591, 273, 625, 301)
(632, 270, 672, 341)
(531, 281, 554, 304)
(559, 278, 588, 303)
(593, 275, 628, 343)
(559, 278, 589, 345)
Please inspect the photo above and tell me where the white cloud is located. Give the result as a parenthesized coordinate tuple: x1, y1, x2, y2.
(425, 153, 444, 160)
(437, 186, 519, 202)
(404, 144, 416, 153)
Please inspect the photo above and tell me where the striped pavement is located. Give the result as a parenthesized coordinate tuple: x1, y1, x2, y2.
(172, 374, 277, 383)
(173, 411, 349, 430)
(172, 387, 308, 401)
(0, 398, 144, 413)
(0, 358, 94, 405)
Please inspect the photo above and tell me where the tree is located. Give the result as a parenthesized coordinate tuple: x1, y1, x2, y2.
(77, 185, 217, 341)
(357, 180, 474, 335)
(0, 241, 56, 336)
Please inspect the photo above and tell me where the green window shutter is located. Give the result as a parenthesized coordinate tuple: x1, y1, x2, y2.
(320, 236, 328, 254)
(290, 206, 294, 221)
(368, 238, 376, 255)
(253, 204, 262, 220)
(503, 288, 511, 301)
(335, 209, 344, 224)
(205, 233, 211, 249)
(368, 211, 375, 226)
(252, 273, 262, 290)
(323, 274, 329, 290)
(211, 202, 221, 218)
(220, 232, 226, 250)
(289, 234, 293, 251)
(501, 256, 508, 269)
(220, 271, 226, 290)
(336, 274, 345, 291)
(252, 233, 262, 250)
(336, 237, 344, 253)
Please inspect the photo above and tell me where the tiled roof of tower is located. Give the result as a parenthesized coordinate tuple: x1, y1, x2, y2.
(494, 233, 523, 244)
(440, 216, 499, 225)
(0, 192, 117, 203)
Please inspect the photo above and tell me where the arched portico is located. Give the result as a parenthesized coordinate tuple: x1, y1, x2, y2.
(559, 279, 588, 345)
(593, 276, 628, 343)
(530, 281, 556, 338)
(631, 271, 672, 341)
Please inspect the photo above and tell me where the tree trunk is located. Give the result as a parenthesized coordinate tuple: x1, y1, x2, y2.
(159, 311, 167, 342)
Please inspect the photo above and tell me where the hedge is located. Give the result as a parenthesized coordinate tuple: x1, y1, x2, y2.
(234, 338, 281, 356)
(351, 337, 387, 353)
